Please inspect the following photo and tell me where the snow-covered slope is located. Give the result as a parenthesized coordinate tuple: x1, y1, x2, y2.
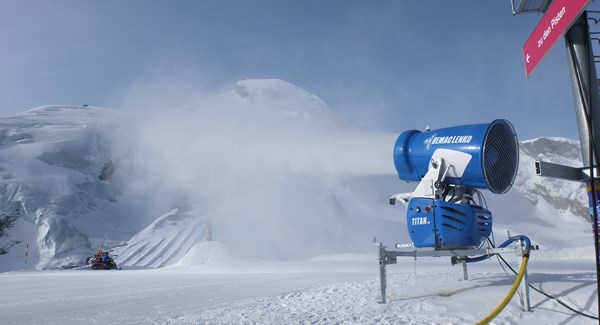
(0, 79, 595, 272)
(112, 206, 208, 268)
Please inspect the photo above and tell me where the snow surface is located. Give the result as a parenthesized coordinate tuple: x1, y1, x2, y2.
(1, 253, 598, 324)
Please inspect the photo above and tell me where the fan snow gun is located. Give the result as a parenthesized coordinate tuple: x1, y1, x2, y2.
(389, 119, 519, 249)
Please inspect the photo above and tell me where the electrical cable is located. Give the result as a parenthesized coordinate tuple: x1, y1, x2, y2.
(495, 253, 599, 321)
(471, 188, 488, 209)
(488, 238, 514, 284)
(477, 255, 529, 324)
(486, 238, 598, 320)
(495, 254, 511, 278)
(461, 237, 522, 264)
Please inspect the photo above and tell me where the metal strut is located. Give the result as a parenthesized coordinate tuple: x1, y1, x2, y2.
(377, 237, 533, 310)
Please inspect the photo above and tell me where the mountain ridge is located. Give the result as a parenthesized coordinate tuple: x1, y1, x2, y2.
(0, 79, 594, 271)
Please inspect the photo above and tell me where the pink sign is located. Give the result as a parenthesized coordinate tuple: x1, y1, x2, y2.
(523, 0, 590, 77)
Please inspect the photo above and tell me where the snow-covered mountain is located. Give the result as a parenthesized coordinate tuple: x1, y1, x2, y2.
(0, 79, 594, 272)
(517, 137, 588, 220)
(0, 106, 125, 269)
(493, 137, 592, 251)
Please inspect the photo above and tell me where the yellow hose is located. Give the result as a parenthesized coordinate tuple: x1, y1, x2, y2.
(477, 255, 529, 325)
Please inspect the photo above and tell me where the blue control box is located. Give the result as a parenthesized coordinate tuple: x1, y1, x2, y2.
(407, 198, 492, 248)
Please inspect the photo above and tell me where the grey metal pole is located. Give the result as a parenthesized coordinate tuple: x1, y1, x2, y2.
(23, 241, 29, 272)
(565, 13, 600, 166)
(564, 11, 600, 318)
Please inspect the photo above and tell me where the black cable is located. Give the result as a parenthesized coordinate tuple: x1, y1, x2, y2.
(495, 254, 512, 279)
(495, 253, 599, 321)
(486, 239, 598, 320)
(478, 189, 489, 209)
(488, 238, 513, 278)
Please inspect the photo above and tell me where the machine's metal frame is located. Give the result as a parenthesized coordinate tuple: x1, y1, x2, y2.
(377, 237, 533, 311)
(535, 160, 598, 182)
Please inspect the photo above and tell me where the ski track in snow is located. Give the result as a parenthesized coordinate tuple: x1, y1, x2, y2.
(112, 207, 207, 268)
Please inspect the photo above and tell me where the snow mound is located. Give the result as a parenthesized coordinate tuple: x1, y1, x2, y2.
(175, 241, 232, 266)
(112, 206, 208, 268)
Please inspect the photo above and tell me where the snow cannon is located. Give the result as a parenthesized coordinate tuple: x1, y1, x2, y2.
(390, 119, 519, 249)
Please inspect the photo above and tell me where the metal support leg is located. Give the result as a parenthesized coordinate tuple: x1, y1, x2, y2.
(378, 242, 398, 304)
(378, 243, 388, 304)
(379, 259, 387, 304)
(376, 240, 534, 304)
(519, 265, 531, 311)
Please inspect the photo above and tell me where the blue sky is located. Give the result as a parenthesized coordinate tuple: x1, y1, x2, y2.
(1, 0, 599, 140)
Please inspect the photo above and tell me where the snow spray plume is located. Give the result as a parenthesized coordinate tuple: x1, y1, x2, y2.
(112, 77, 401, 260)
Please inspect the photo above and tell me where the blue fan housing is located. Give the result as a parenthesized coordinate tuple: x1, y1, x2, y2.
(393, 119, 518, 194)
